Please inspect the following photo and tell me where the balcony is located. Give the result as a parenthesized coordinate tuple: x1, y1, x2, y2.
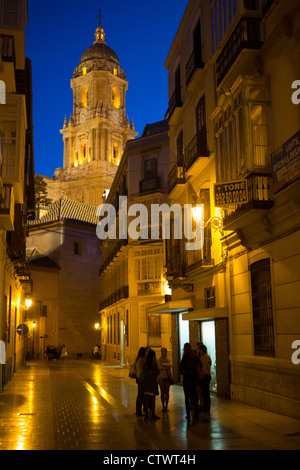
(216, 17, 262, 86)
(185, 130, 209, 172)
(186, 49, 204, 87)
(168, 88, 182, 120)
(99, 285, 129, 310)
(166, 252, 186, 280)
(0, 184, 14, 230)
(6, 204, 26, 262)
(139, 176, 161, 193)
(137, 281, 162, 296)
(168, 163, 185, 194)
(223, 173, 274, 231)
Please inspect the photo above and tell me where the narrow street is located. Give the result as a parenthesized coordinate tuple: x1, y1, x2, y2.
(0, 359, 299, 454)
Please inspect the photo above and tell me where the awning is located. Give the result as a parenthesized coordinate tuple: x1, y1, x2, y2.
(148, 299, 193, 314)
(182, 307, 229, 321)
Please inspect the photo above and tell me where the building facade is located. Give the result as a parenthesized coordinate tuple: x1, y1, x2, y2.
(43, 20, 137, 206)
(162, 0, 300, 417)
(0, 0, 35, 390)
(98, 121, 172, 366)
(27, 198, 101, 358)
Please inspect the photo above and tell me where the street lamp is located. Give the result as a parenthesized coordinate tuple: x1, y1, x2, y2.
(191, 205, 204, 224)
(25, 298, 32, 308)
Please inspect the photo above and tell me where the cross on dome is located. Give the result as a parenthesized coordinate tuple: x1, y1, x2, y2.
(94, 9, 106, 44)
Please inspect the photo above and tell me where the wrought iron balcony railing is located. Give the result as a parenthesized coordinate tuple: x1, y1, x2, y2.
(168, 163, 185, 193)
(223, 173, 274, 229)
(139, 176, 161, 193)
(185, 130, 209, 171)
(216, 17, 262, 86)
(168, 88, 182, 119)
(0, 184, 14, 231)
(186, 48, 204, 86)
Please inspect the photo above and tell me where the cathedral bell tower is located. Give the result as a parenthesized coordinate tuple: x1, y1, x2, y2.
(56, 16, 137, 205)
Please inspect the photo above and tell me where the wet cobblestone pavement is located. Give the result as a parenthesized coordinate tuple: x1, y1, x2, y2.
(0, 360, 299, 453)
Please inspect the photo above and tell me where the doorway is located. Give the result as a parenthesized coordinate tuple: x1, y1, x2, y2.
(200, 320, 217, 392)
(178, 313, 189, 360)
(120, 319, 125, 366)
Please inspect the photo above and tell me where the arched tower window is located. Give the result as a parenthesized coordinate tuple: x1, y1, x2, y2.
(74, 151, 78, 167)
(80, 142, 86, 164)
(113, 143, 119, 165)
(112, 86, 120, 109)
(81, 86, 88, 108)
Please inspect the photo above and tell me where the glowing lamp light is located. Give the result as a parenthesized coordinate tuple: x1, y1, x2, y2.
(191, 205, 204, 224)
(94, 323, 100, 330)
(25, 298, 32, 308)
(32, 321, 36, 328)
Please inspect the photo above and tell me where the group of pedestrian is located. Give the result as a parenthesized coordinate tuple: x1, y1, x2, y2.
(132, 341, 211, 421)
(180, 342, 212, 420)
(133, 347, 173, 420)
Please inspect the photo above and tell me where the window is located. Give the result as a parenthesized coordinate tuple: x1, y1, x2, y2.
(81, 86, 88, 108)
(74, 151, 78, 167)
(214, 81, 270, 182)
(244, 0, 258, 9)
(196, 95, 208, 154)
(135, 255, 162, 281)
(250, 259, 275, 357)
(250, 103, 269, 167)
(112, 86, 120, 109)
(148, 314, 161, 347)
(74, 240, 82, 255)
(211, 0, 237, 52)
(3, 0, 18, 27)
(176, 131, 184, 167)
(205, 286, 216, 308)
(80, 142, 86, 164)
(143, 157, 157, 180)
(113, 143, 119, 165)
(41, 305, 48, 317)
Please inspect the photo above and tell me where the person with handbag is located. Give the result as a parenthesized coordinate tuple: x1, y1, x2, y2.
(140, 348, 160, 419)
(157, 347, 173, 412)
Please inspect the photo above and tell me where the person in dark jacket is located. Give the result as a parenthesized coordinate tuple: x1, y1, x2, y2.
(134, 347, 147, 416)
(140, 348, 160, 419)
(179, 342, 199, 420)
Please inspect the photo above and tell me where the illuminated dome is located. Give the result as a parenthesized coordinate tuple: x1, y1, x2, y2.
(80, 42, 119, 65)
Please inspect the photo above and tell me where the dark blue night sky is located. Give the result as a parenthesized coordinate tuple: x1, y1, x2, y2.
(25, 0, 189, 177)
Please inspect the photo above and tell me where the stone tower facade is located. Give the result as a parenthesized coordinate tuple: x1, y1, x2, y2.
(44, 20, 137, 206)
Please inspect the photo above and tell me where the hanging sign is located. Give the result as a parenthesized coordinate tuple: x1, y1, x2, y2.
(271, 130, 300, 193)
(214, 180, 248, 207)
(16, 324, 29, 336)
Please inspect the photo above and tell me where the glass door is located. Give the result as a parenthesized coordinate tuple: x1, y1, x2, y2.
(200, 321, 217, 392)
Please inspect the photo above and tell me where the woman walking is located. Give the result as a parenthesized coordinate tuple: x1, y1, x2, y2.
(141, 348, 160, 419)
(157, 347, 172, 412)
(179, 343, 199, 420)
